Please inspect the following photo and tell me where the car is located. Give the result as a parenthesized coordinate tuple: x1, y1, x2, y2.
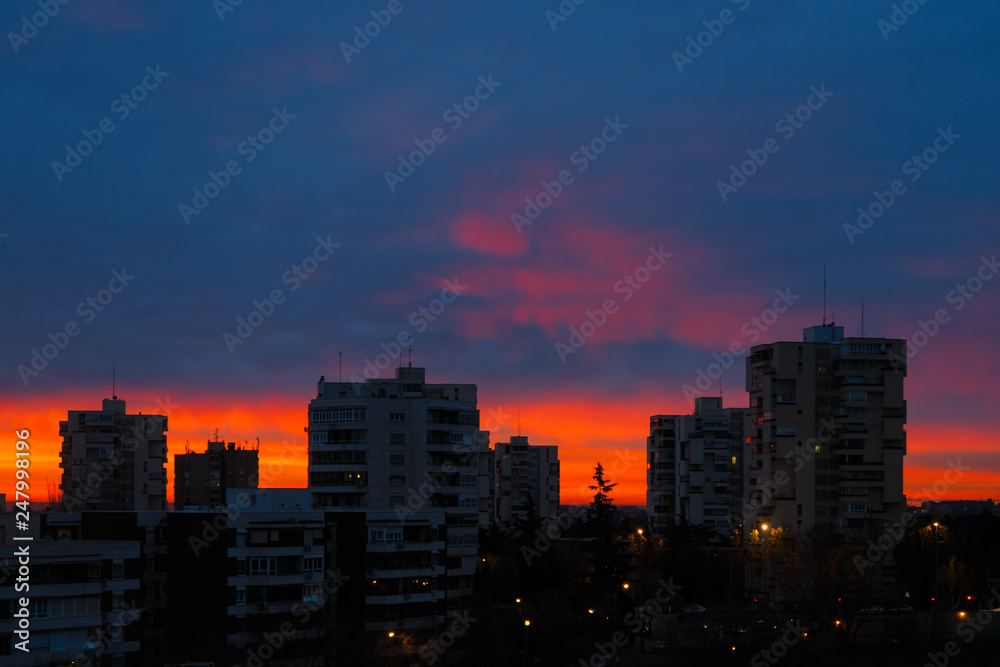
(860, 605, 886, 614)
(681, 604, 706, 613)
(890, 605, 914, 613)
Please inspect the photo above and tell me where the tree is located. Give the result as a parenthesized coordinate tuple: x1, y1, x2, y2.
(589, 462, 618, 524)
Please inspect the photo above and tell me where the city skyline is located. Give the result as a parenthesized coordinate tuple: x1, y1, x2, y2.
(3, 1, 999, 507)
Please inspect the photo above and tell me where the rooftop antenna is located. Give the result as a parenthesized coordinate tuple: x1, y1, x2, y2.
(822, 265, 827, 326)
(112, 357, 117, 400)
(213, 427, 219, 441)
(861, 294, 866, 338)
(339, 351, 342, 382)
(408, 344, 412, 368)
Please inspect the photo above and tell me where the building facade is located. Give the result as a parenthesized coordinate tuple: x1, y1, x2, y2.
(59, 397, 168, 512)
(174, 439, 259, 509)
(306, 366, 481, 663)
(744, 323, 907, 598)
(647, 398, 747, 537)
(492, 436, 560, 532)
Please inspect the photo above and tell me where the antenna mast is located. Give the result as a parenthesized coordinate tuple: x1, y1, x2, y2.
(822, 265, 827, 326)
(112, 357, 117, 399)
(861, 294, 866, 338)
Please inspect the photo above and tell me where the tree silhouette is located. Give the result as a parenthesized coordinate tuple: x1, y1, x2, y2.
(588, 462, 617, 524)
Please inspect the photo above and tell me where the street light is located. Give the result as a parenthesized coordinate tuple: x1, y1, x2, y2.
(523, 620, 530, 666)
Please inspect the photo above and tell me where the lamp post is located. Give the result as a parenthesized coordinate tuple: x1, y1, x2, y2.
(523, 619, 530, 666)
(760, 524, 770, 601)
(588, 609, 605, 644)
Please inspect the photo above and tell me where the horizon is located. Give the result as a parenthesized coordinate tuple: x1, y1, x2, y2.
(2, 1, 999, 508)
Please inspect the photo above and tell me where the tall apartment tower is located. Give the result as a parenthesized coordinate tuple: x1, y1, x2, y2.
(493, 436, 560, 532)
(307, 366, 481, 662)
(744, 324, 907, 590)
(647, 398, 747, 537)
(59, 397, 168, 511)
(174, 439, 260, 509)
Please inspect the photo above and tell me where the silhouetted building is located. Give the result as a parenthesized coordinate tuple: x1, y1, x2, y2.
(174, 439, 259, 509)
(493, 435, 560, 532)
(307, 366, 481, 664)
(647, 397, 747, 537)
(59, 397, 168, 512)
(745, 323, 907, 599)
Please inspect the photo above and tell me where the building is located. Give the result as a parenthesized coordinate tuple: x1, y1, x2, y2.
(306, 365, 481, 663)
(744, 323, 907, 598)
(0, 512, 143, 666)
(646, 398, 747, 537)
(59, 397, 168, 512)
(174, 439, 259, 509)
(492, 435, 560, 532)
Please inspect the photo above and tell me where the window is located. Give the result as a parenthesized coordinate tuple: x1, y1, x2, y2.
(390, 432, 406, 446)
(370, 528, 402, 542)
(112, 593, 123, 612)
(458, 412, 479, 425)
(776, 427, 796, 436)
(390, 453, 405, 465)
(236, 588, 246, 606)
(113, 561, 124, 580)
(237, 559, 247, 575)
(30, 599, 50, 619)
(459, 473, 477, 487)
(846, 391, 868, 402)
(88, 563, 101, 581)
(303, 584, 323, 601)
(312, 408, 368, 424)
(304, 557, 323, 573)
(389, 412, 405, 422)
(458, 494, 478, 508)
(311, 431, 328, 443)
(249, 557, 277, 575)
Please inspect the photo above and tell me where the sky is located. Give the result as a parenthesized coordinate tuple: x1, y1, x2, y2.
(2, 1, 999, 508)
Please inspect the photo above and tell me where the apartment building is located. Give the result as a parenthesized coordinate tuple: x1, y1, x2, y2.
(174, 439, 259, 509)
(307, 366, 481, 664)
(744, 323, 907, 597)
(59, 397, 168, 512)
(646, 398, 747, 537)
(492, 436, 560, 532)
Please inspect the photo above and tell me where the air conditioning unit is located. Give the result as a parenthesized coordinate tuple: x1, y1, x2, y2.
(257, 601, 268, 610)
